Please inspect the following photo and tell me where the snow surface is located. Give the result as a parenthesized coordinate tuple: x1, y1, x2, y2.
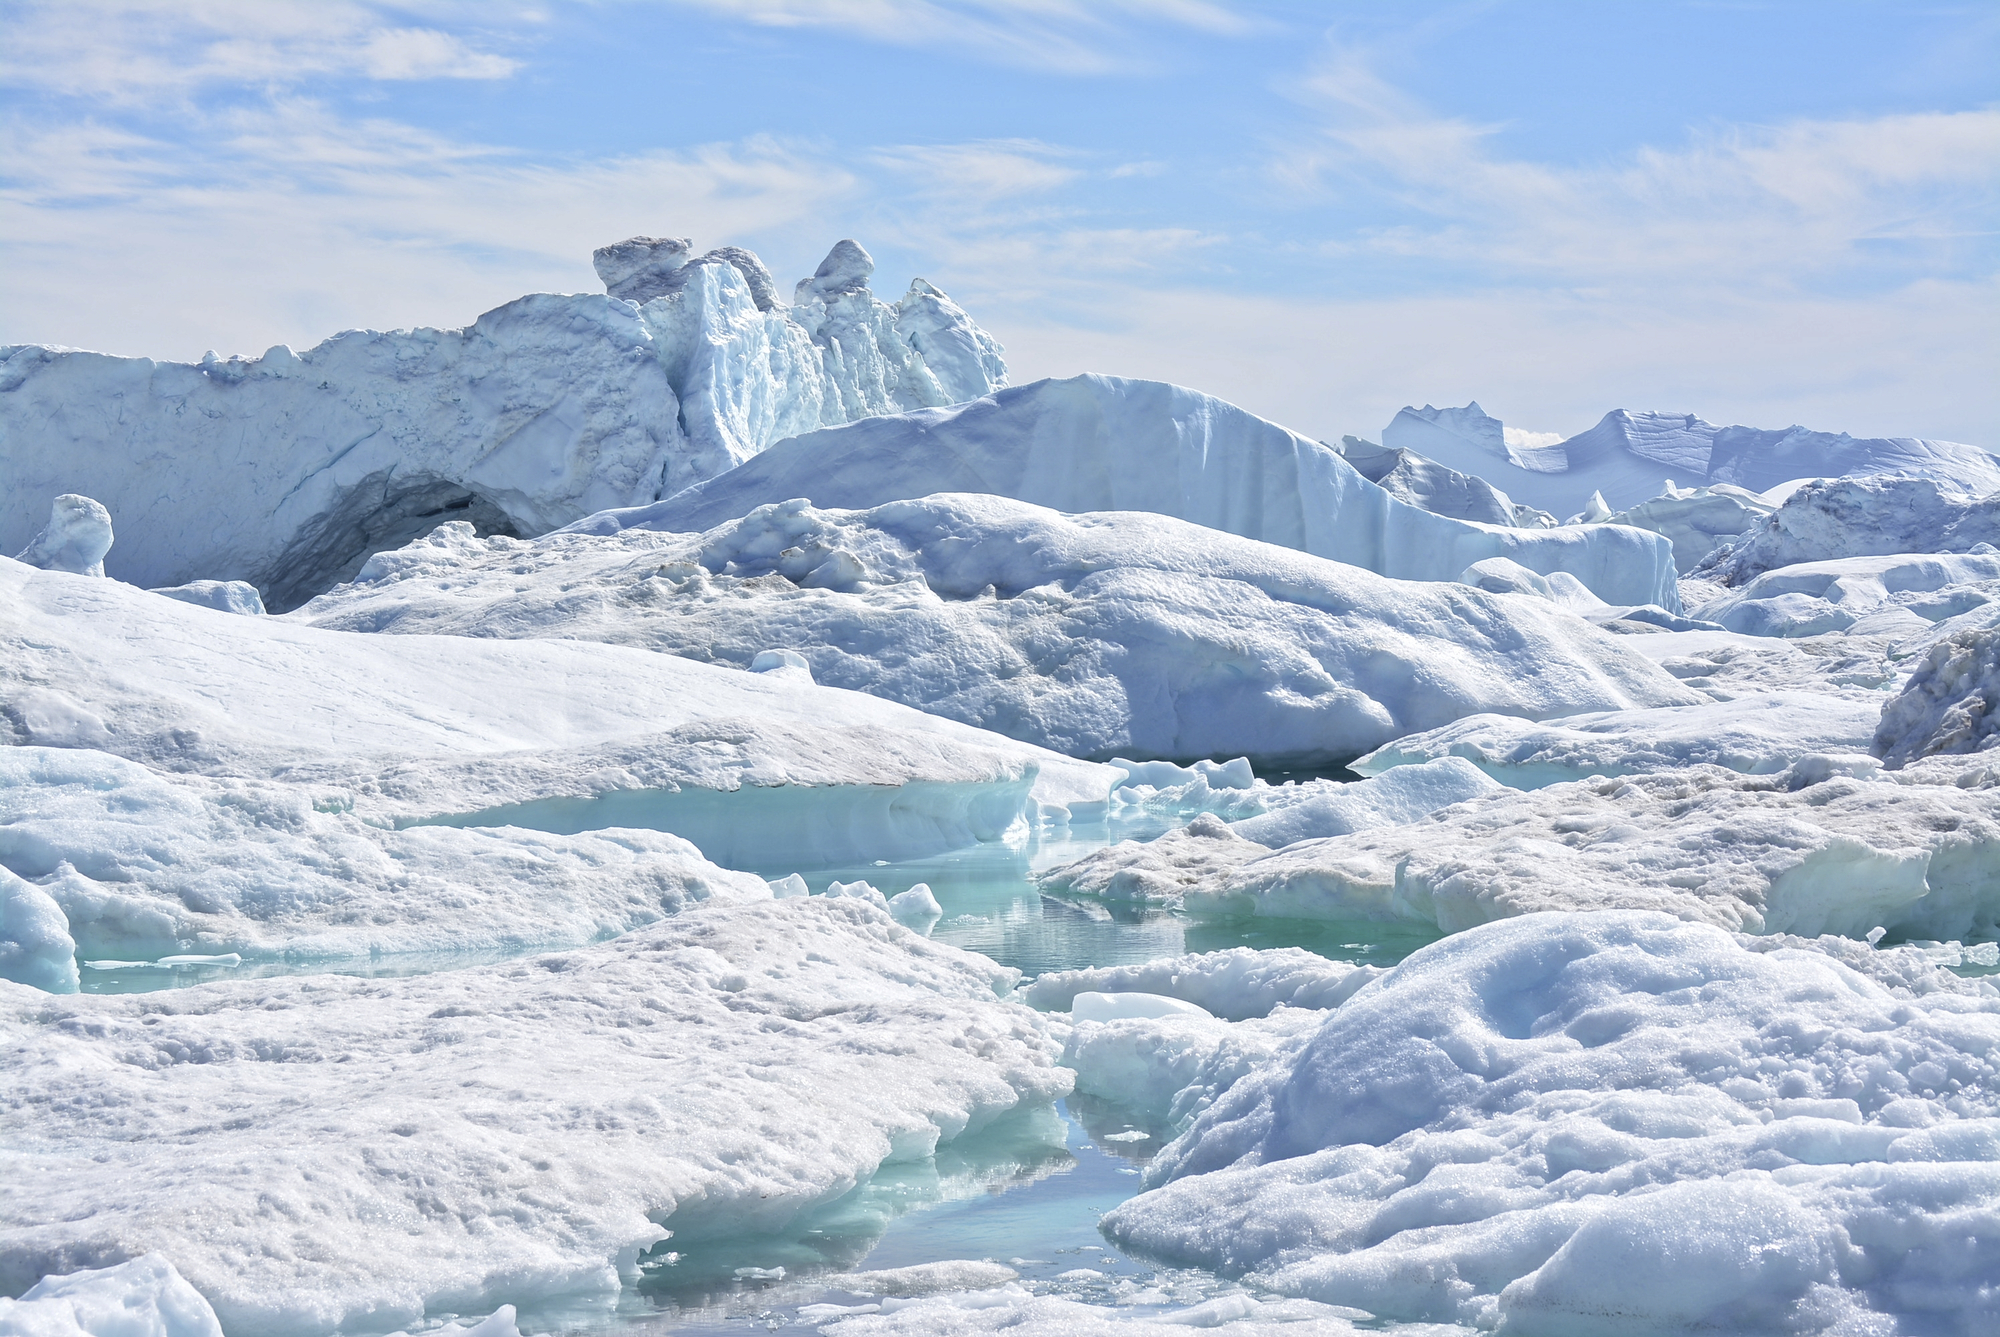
(576, 376, 1682, 610)
(1387, 403, 2000, 517)
(291, 494, 1698, 767)
(0, 897, 1070, 1336)
(1103, 912, 2000, 1335)
(1, 557, 1117, 867)
(1352, 692, 1884, 789)
(1229, 759, 1501, 847)
(1098, 757, 2000, 941)
(0, 240, 1004, 609)
(1703, 475, 2000, 588)
(1693, 551, 2000, 639)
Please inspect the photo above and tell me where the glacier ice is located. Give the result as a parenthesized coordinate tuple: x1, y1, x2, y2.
(1099, 911, 2000, 1334)
(1067, 756, 2000, 941)
(1024, 947, 1381, 1021)
(582, 375, 1682, 609)
(1595, 479, 1782, 572)
(292, 493, 1698, 768)
(0, 1255, 223, 1337)
(1875, 624, 2000, 768)
(1332, 435, 1542, 529)
(12, 495, 112, 578)
(0, 897, 1070, 1335)
(1351, 692, 1884, 789)
(1702, 474, 2000, 587)
(0, 238, 1005, 609)
(1388, 403, 2000, 517)
(1228, 758, 1501, 847)
(1, 556, 1116, 869)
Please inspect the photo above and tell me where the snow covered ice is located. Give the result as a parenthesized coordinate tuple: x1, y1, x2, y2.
(292, 492, 1698, 767)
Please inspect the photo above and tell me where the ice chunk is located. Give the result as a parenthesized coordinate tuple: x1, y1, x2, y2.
(1102, 911, 2000, 1332)
(13, 495, 112, 577)
(592, 235, 692, 301)
(1229, 757, 1500, 847)
(1070, 991, 1216, 1023)
(581, 376, 1681, 609)
(0, 1255, 223, 1337)
(1025, 947, 1381, 1020)
(0, 897, 1067, 1335)
(1704, 475, 2000, 586)
(300, 494, 1699, 769)
(833, 1260, 1018, 1297)
(0, 866, 78, 994)
(806, 238, 875, 298)
(1354, 692, 1883, 789)
(148, 580, 266, 615)
(1875, 624, 2000, 767)
(887, 882, 943, 930)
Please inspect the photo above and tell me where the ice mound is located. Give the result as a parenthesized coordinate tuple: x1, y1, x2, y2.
(1389, 403, 2000, 517)
(12, 494, 112, 578)
(581, 375, 1681, 609)
(0, 864, 79, 993)
(1692, 550, 2000, 639)
(1231, 759, 1500, 846)
(1041, 813, 1269, 907)
(147, 579, 266, 615)
(1353, 692, 1884, 788)
(300, 494, 1699, 767)
(1101, 911, 2000, 1334)
(1, 555, 1117, 867)
(0, 1255, 223, 1337)
(0, 746, 773, 971)
(1165, 758, 2000, 940)
(0, 239, 1004, 609)
(0, 897, 1070, 1335)
(1876, 625, 2000, 768)
(1025, 947, 1381, 1020)
(1703, 475, 2000, 586)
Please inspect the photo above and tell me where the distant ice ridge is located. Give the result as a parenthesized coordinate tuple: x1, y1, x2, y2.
(1383, 401, 2000, 518)
(1098, 911, 2000, 1334)
(1699, 474, 2000, 586)
(0, 237, 1004, 609)
(575, 374, 1682, 610)
(294, 494, 1699, 768)
(1, 556, 1117, 879)
(0, 897, 1070, 1336)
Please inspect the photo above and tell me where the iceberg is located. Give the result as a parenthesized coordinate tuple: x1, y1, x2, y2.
(0, 897, 1070, 1336)
(292, 494, 1700, 768)
(1100, 911, 2000, 1334)
(0, 239, 1005, 609)
(581, 375, 1681, 609)
(1702, 475, 2000, 586)
(1385, 404, 2000, 518)
(0, 557, 1118, 869)
(1332, 435, 1543, 528)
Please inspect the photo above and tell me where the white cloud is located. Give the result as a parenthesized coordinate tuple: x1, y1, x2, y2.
(871, 141, 1083, 202)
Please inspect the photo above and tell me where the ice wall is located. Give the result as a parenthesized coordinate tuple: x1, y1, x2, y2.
(586, 375, 1681, 609)
(0, 239, 1005, 610)
(1385, 404, 2000, 518)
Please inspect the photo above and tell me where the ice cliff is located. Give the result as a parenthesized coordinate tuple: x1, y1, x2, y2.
(0, 238, 1005, 610)
(1385, 402, 2000, 518)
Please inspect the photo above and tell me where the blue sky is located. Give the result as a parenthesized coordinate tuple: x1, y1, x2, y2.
(2, 0, 1995, 445)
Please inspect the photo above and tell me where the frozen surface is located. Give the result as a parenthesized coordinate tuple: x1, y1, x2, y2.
(1, 557, 1117, 866)
(0, 897, 1070, 1336)
(1704, 475, 2000, 587)
(293, 494, 1698, 767)
(1388, 403, 2000, 517)
(1102, 911, 2000, 1335)
(1166, 757, 2000, 940)
(1693, 550, 2000, 639)
(1353, 692, 1884, 789)
(583, 376, 1680, 609)
(0, 1255, 223, 1337)
(0, 240, 1003, 609)
(817, 1284, 1455, 1335)
(1876, 625, 2000, 768)
(0, 746, 771, 967)
(0, 864, 78, 993)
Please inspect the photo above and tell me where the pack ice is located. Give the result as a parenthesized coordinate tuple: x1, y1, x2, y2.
(582, 374, 1682, 610)
(1385, 401, 2000, 517)
(0, 897, 1070, 1336)
(0, 238, 1003, 610)
(1097, 912, 2000, 1335)
(292, 493, 1698, 767)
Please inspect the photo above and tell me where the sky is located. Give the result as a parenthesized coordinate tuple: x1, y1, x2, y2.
(2, 0, 1995, 446)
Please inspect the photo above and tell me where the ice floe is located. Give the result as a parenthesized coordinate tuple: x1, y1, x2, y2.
(0, 897, 1068, 1335)
(1101, 911, 2000, 1334)
(293, 493, 1698, 767)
